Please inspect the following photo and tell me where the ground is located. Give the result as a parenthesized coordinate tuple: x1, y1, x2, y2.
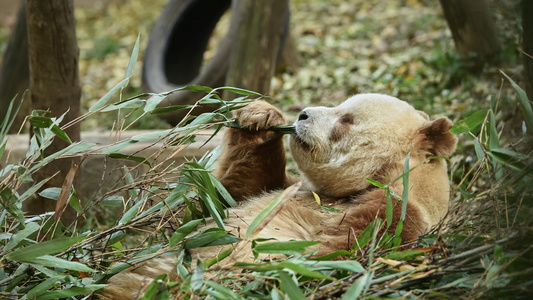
(0, 0, 524, 131)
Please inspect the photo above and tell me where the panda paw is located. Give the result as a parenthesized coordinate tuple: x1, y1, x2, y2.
(234, 100, 286, 131)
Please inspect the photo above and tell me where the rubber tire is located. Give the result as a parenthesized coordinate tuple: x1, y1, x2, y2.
(142, 0, 289, 125)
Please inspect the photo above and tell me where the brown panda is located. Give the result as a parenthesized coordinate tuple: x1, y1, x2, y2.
(100, 94, 457, 300)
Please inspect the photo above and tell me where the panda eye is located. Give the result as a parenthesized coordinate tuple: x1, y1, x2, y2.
(340, 114, 354, 125)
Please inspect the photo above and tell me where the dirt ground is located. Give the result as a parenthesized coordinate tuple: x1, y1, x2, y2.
(0, 0, 115, 24)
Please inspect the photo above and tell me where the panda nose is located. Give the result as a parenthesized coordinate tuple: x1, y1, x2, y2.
(298, 111, 309, 121)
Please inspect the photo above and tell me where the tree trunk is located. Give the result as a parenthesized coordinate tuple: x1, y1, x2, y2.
(439, 0, 501, 68)
(0, 0, 29, 133)
(523, 0, 533, 100)
(224, 0, 289, 99)
(24, 0, 81, 221)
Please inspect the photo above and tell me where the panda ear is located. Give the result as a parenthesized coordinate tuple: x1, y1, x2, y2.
(414, 117, 457, 157)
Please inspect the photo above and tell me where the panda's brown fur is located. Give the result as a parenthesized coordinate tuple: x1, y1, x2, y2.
(99, 94, 457, 300)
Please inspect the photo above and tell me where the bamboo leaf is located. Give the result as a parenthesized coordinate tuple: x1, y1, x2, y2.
(204, 280, 244, 300)
(312, 260, 365, 273)
(27, 255, 95, 272)
(89, 78, 130, 112)
(124, 34, 140, 80)
(6, 236, 86, 261)
(203, 248, 232, 269)
(101, 99, 145, 112)
(101, 140, 137, 155)
(449, 110, 488, 134)
(144, 93, 166, 113)
(500, 70, 533, 131)
(169, 219, 203, 247)
(253, 240, 320, 255)
(26, 275, 66, 299)
(4, 222, 40, 252)
(183, 229, 229, 249)
(400, 152, 411, 221)
(246, 181, 302, 237)
(35, 285, 106, 300)
(341, 271, 371, 300)
(278, 262, 334, 280)
(279, 270, 306, 300)
(131, 129, 172, 142)
(119, 198, 144, 225)
(213, 86, 262, 97)
(107, 153, 151, 167)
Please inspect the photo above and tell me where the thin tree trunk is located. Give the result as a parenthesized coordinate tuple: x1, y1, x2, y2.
(24, 0, 81, 221)
(439, 0, 501, 67)
(523, 0, 533, 100)
(224, 0, 289, 99)
(0, 0, 29, 133)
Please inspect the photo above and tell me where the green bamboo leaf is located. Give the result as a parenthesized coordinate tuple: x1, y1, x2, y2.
(279, 270, 306, 300)
(29, 142, 95, 173)
(119, 199, 144, 225)
(150, 104, 195, 115)
(203, 248, 232, 269)
(138, 274, 171, 300)
(180, 85, 214, 93)
(6, 236, 86, 261)
(131, 129, 172, 142)
(197, 191, 225, 229)
(107, 153, 151, 167)
(28, 255, 95, 272)
(4, 222, 40, 252)
(488, 109, 499, 150)
(101, 195, 124, 206)
(135, 182, 188, 219)
(400, 152, 411, 221)
(352, 219, 382, 251)
(0, 93, 25, 142)
(253, 240, 319, 255)
(341, 271, 372, 300)
(213, 86, 262, 97)
(36, 285, 107, 300)
(385, 249, 424, 260)
(39, 187, 61, 200)
(26, 275, 66, 299)
(28, 115, 53, 128)
(169, 219, 203, 247)
(101, 99, 145, 112)
(385, 191, 393, 228)
(449, 110, 488, 134)
(204, 280, 244, 300)
(278, 262, 334, 280)
(365, 178, 386, 189)
(246, 181, 302, 237)
(101, 140, 137, 155)
(124, 34, 140, 80)
(51, 124, 72, 144)
(183, 229, 227, 249)
(89, 78, 130, 112)
(312, 260, 365, 273)
(500, 70, 533, 131)
(183, 229, 241, 250)
(144, 93, 166, 113)
(311, 250, 353, 261)
(209, 173, 237, 207)
(108, 230, 126, 245)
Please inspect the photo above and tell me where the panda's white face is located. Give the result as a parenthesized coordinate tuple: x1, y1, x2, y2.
(289, 93, 429, 197)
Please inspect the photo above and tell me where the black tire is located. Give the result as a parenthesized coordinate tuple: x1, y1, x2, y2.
(0, 0, 29, 133)
(142, 0, 289, 125)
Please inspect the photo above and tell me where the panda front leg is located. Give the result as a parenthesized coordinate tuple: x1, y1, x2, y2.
(214, 100, 289, 201)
